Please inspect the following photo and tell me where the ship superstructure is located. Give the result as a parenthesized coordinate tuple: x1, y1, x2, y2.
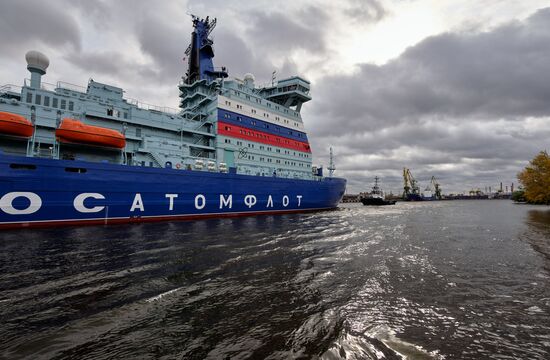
(0, 16, 345, 229)
(1, 17, 316, 181)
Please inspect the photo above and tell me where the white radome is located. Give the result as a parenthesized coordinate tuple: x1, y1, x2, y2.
(244, 73, 255, 82)
(25, 50, 50, 74)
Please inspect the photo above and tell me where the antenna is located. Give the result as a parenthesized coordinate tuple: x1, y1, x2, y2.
(328, 147, 335, 177)
(271, 70, 277, 86)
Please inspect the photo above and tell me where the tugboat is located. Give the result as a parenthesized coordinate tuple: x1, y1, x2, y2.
(360, 177, 396, 206)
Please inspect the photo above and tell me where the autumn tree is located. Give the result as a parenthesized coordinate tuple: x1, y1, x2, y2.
(518, 151, 550, 204)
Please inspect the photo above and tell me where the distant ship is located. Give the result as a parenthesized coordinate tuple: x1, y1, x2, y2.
(402, 168, 441, 201)
(360, 177, 396, 206)
(0, 16, 346, 229)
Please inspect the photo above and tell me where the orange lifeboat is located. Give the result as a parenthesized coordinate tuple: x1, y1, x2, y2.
(56, 118, 126, 149)
(0, 112, 34, 137)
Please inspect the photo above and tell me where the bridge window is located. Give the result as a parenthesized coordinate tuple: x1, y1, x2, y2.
(52, 98, 58, 108)
(61, 99, 66, 110)
(35, 94, 41, 105)
(44, 96, 50, 106)
(26, 92, 33, 103)
(68, 101, 74, 111)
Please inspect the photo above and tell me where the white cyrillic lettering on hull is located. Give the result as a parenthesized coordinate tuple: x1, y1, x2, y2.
(0, 192, 42, 215)
(74, 193, 105, 213)
(282, 195, 289, 207)
(244, 195, 257, 208)
(220, 194, 232, 209)
(195, 194, 206, 210)
(130, 193, 145, 212)
(166, 194, 178, 211)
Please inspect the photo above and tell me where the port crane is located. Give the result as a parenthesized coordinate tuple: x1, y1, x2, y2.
(403, 168, 421, 199)
(425, 176, 442, 200)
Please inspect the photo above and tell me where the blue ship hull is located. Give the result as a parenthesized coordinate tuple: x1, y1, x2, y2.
(0, 155, 346, 229)
(404, 194, 424, 201)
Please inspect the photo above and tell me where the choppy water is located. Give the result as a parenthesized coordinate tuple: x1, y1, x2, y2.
(1, 200, 550, 359)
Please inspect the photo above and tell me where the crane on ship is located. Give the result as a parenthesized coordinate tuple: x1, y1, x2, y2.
(403, 168, 422, 200)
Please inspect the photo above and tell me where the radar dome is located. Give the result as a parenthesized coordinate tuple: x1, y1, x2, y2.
(244, 73, 255, 82)
(243, 73, 255, 88)
(25, 50, 49, 74)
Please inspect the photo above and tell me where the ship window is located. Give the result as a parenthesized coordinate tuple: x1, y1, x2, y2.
(60, 99, 66, 109)
(136, 128, 141, 137)
(44, 96, 50, 107)
(10, 163, 36, 170)
(26, 92, 33, 103)
(124, 112, 128, 119)
(52, 98, 58, 108)
(68, 101, 74, 111)
(65, 167, 87, 173)
(35, 94, 41, 105)
(107, 108, 113, 116)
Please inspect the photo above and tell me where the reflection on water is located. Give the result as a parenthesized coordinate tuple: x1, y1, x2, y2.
(525, 209, 550, 266)
(1, 201, 549, 359)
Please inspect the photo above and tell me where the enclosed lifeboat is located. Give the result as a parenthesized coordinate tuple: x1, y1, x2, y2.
(0, 111, 34, 137)
(56, 118, 126, 149)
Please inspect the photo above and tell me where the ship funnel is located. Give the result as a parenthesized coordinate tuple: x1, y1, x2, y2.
(25, 50, 49, 88)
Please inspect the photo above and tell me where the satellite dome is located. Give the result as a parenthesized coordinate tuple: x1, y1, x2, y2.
(25, 50, 49, 74)
(243, 73, 255, 88)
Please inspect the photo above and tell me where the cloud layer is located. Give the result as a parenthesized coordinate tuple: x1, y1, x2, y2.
(0, 0, 548, 194)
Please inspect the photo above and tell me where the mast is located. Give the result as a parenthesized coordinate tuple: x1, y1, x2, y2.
(328, 147, 335, 177)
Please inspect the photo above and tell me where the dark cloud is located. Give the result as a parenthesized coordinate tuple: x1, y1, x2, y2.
(135, 16, 187, 83)
(343, 0, 387, 23)
(65, 51, 158, 84)
(311, 7, 550, 138)
(245, 8, 328, 55)
(0, 0, 81, 55)
(307, 7, 550, 192)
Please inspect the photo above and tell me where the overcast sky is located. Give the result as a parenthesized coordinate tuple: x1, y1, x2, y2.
(1, 0, 549, 194)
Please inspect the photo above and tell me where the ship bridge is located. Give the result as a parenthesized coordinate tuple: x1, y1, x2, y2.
(259, 76, 311, 112)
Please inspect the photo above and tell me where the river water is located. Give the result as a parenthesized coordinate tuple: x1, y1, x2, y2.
(1, 200, 549, 359)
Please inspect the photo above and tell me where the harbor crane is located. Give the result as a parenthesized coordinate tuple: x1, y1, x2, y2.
(425, 176, 442, 200)
(403, 168, 421, 199)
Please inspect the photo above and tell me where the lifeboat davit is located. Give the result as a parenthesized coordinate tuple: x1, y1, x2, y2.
(0, 111, 34, 137)
(56, 118, 126, 149)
